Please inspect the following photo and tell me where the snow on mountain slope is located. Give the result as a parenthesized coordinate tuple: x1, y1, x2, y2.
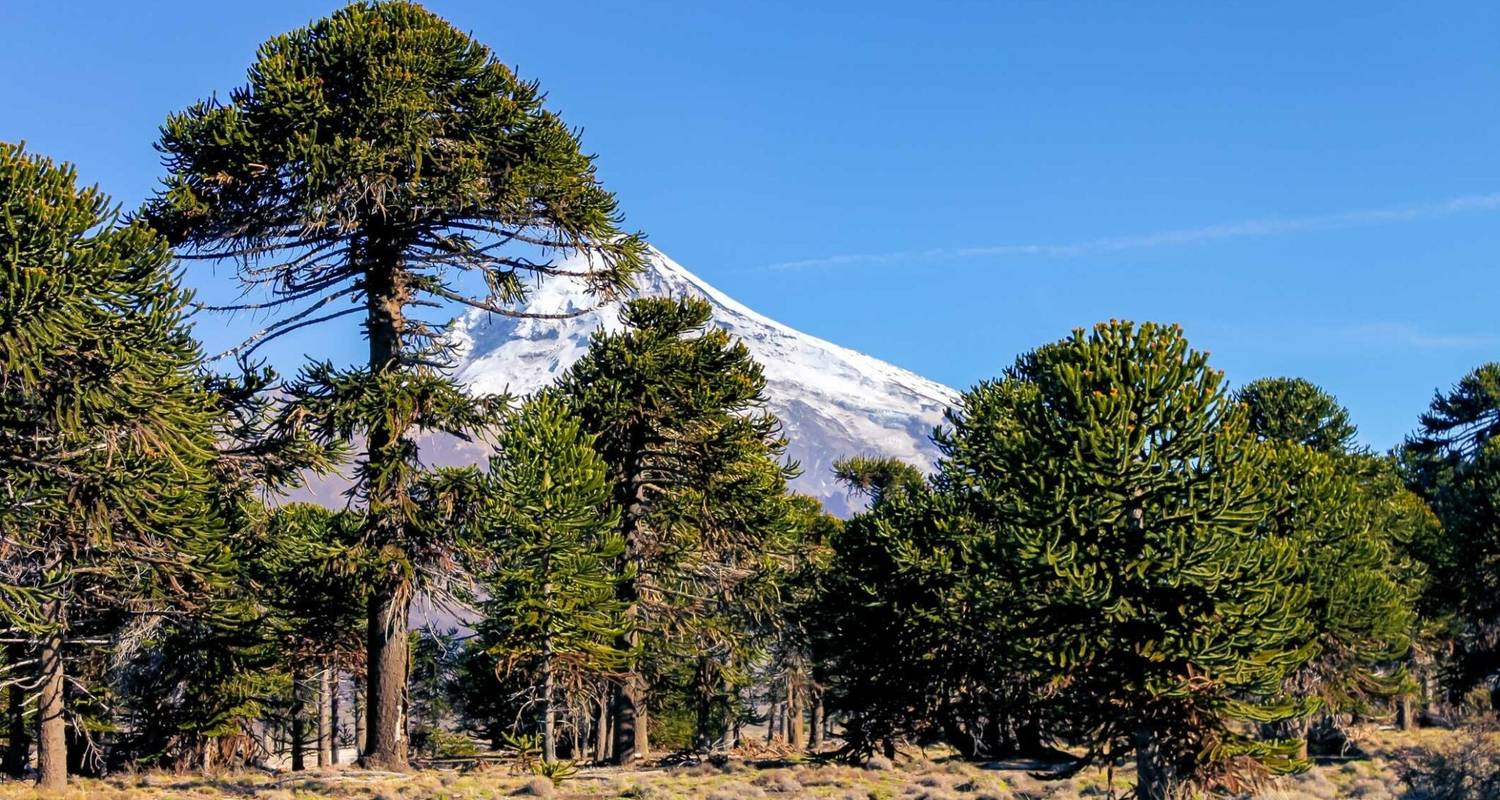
(447, 246, 958, 516)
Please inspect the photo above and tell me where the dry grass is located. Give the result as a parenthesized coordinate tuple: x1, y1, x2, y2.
(1, 729, 1488, 799)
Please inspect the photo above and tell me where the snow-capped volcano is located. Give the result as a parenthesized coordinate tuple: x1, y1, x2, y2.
(447, 246, 957, 516)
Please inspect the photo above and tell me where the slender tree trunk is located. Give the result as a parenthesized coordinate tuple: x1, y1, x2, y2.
(35, 609, 66, 791)
(318, 664, 333, 767)
(542, 660, 557, 763)
(3, 642, 29, 778)
(595, 694, 610, 763)
(291, 665, 307, 772)
(330, 669, 342, 765)
(353, 674, 367, 758)
(809, 695, 824, 750)
(360, 246, 413, 772)
(765, 702, 779, 744)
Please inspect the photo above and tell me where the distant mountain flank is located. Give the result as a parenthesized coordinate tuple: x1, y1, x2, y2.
(447, 246, 957, 516)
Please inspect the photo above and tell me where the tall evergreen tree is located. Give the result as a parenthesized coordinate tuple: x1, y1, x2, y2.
(0, 142, 226, 788)
(1241, 378, 1421, 751)
(472, 396, 627, 763)
(148, 1, 644, 769)
(1401, 363, 1500, 692)
(1238, 377, 1358, 454)
(551, 297, 794, 763)
(942, 322, 1313, 799)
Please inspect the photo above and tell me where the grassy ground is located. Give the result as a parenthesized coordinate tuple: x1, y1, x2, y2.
(0, 729, 1477, 799)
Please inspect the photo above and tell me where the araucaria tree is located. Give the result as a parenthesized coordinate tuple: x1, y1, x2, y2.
(472, 395, 627, 763)
(1240, 378, 1419, 755)
(147, 1, 644, 769)
(552, 297, 794, 763)
(0, 143, 223, 789)
(942, 322, 1313, 799)
(1402, 363, 1500, 691)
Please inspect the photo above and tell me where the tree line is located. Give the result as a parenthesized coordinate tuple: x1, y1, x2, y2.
(1, 3, 1498, 798)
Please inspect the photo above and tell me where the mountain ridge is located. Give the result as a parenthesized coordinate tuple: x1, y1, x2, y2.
(446, 246, 957, 515)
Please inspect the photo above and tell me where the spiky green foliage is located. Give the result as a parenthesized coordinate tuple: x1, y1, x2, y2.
(0, 142, 228, 787)
(1402, 363, 1500, 692)
(472, 396, 627, 761)
(1242, 380, 1422, 743)
(149, 1, 645, 768)
(1239, 377, 1359, 454)
(940, 322, 1313, 798)
(551, 297, 795, 762)
(1259, 445, 1417, 732)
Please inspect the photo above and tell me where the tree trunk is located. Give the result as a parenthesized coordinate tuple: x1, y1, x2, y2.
(809, 696, 824, 750)
(362, 586, 410, 770)
(542, 661, 557, 763)
(330, 669, 342, 765)
(35, 614, 66, 791)
(318, 665, 333, 767)
(595, 694, 610, 763)
(291, 665, 307, 772)
(1133, 726, 1176, 800)
(786, 681, 804, 748)
(359, 243, 413, 772)
(3, 642, 29, 778)
(765, 702, 779, 744)
(353, 674, 367, 758)
(611, 678, 647, 765)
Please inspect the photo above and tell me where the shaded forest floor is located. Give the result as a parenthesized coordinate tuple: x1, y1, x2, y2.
(1, 729, 1484, 799)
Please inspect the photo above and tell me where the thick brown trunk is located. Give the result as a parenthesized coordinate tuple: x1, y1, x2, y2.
(291, 666, 307, 772)
(317, 665, 333, 767)
(361, 589, 410, 770)
(3, 642, 28, 778)
(35, 615, 66, 790)
(611, 678, 647, 765)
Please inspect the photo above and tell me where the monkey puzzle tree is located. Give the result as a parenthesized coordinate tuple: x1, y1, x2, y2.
(949, 322, 1313, 799)
(1238, 377, 1358, 454)
(471, 396, 627, 763)
(148, 1, 644, 769)
(0, 142, 225, 789)
(1402, 363, 1500, 693)
(551, 297, 794, 763)
(1241, 378, 1420, 752)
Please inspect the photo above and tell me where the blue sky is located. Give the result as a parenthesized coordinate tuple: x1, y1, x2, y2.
(3, 2, 1497, 450)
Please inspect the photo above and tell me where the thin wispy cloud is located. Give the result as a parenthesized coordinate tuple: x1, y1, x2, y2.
(765, 192, 1500, 271)
(1334, 322, 1500, 352)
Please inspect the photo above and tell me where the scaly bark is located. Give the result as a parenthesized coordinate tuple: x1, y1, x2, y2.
(35, 608, 66, 791)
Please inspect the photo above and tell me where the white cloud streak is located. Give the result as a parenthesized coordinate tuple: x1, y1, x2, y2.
(765, 192, 1500, 271)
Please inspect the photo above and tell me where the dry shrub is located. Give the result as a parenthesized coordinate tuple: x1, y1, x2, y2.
(864, 755, 895, 771)
(752, 769, 803, 793)
(513, 776, 554, 796)
(707, 782, 768, 800)
(1396, 728, 1500, 800)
